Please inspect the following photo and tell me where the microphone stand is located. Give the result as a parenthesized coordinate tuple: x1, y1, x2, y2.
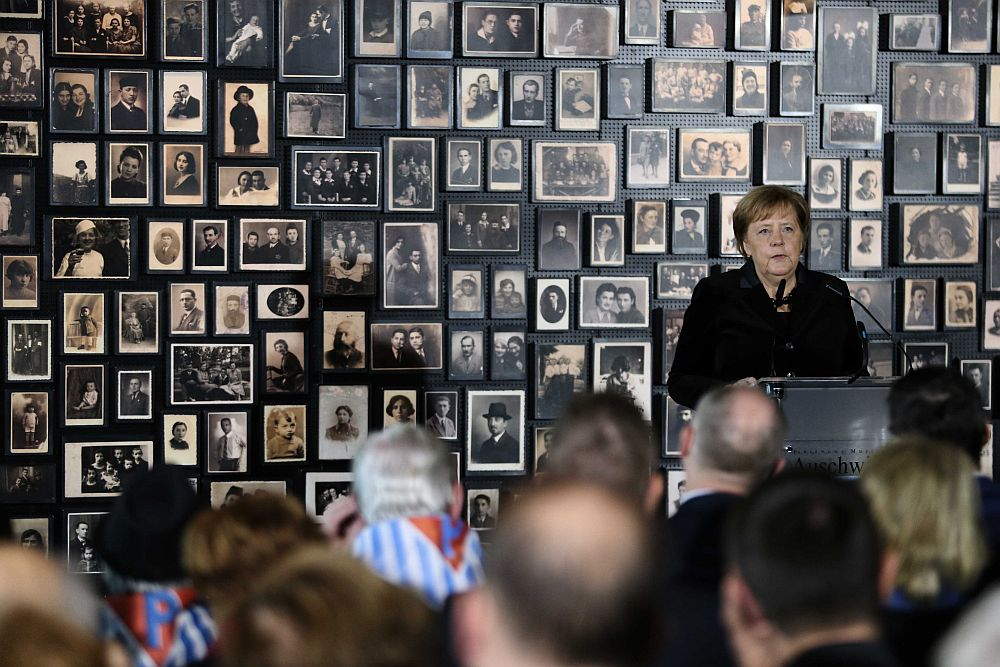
(823, 281, 913, 373)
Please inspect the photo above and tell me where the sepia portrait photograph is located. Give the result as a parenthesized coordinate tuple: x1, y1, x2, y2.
(535, 343, 586, 419)
(263, 332, 306, 394)
(508, 71, 546, 126)
(323, 310, 365, 370)
(279, 0, 343, 83)
(0, 168, 32, 246)
(543, 3, 618, 59)
(817, 7, 877, 95)
(463, 3, 539, 57)
(355, 0, 401, 57)
(606, 64, 644, 119)
(718, 193, 745, 256)
(62, 293, 104, 355)
(169, 283, 207, 335)
(162, 0, 205, 61)
(371, 323, 443, 371)
(651, 59, 726, 114)
(961, 360, 991, 408)
(735, 0, 770, 50)
(555, 68, 599, 131)
(305, 473, 352, 520)
(491, 328, 526, 381)
(0, 120, 40, 157)
(263, 405, 306, 462)
(190, 219, 228, 273)
(466, 389, 526, 474)
(239, 218, 307, 271)
(210, 482, 286, 508)
(448, 203, 520, 253)
(458, 67, 502, 130)
(823, 104, 882, 150)
(677, 129, 751, 182)
(105, 69, 151, 133)
(901, 203, 980, 264)
(537, 209, 581, 270)
(449, 328, 485, 381)
(64, 364, 104, 426)
(781, 0, 815, 50)
(943, 133, 983, 194)
(989, 66, 1000, 126)
(535, 278, 570, 331)
(65, 442, 151, 498)
(285, 92, 346, 139)
(1, 0, 40, 17)
(54, 1, 146, 57)
(382, 389, 418, 429)
(407, 65, 452, 130)
(217, 0, 271, 67)
(160, 70, 206, 134)
(163, 413, 198, 466)
(216, 165, 281, 207)
(118, 291, 158, 353)
(449, 266, 485, 319)
(50, 68, 99, 133)
(948, 0, 991, 53)
(488, 138, 523, 192)
(205, 411, 249, 473)
(292, 147, 382, 209)
(322, 219, 375, 297)
(0, 31, 40, 108)
(673, 11, 726, 48)
(318, 385, 368, 459)
(408, 1, 453, 58)
(106, 142, 151, 206)
(171, 343, 253, 404)
(944, 280, 977, 329)
(990, 220, 1000, 290)
(386, 137, 436, 213)
(763, 123, 806, 185)
(147, 220, 184, 272)
(445, 139, 482, 192)
(846, 279, 893, 333)
(534, 141, 617, 203)
(657, 262, 708, 300)
(593, 340, 652, 421)
(492, 265, 528, 319)
(809, 158, 842, 210)
(578, 276, 650, 329)
(732, 63, 767, 116)
(161, 143, 206, 207)
(891, 14, 939, 50)
(467, 488, 499, 529)
(991, 139, 1000, 209)
(589, 215, 625, 267)
(50, 216, 133, 279)
(256, 284, 308, 320)
(9, 392, 49, 454)
(218, 81, 273, 158)
(354, 64, 400, 128)
(7, 319, 50, 382)
(849, 158, 883, 212)
(778, 63, 814, 116)
(632, 200, 667, 254)
(892, 62, 976, 124)
(49, 142, 99, 206)
(903, 278, 938, 332)
(986, 300, 1000, 350)
(671, 200, 709, 255)
(893, 133, 937, 194)
(425, 391, 459, 441)
(807, 220, 842, 271)
(2, 255, 37, 309)
(662, 309, 685, 379)
(382, 221, 439, 309)
(116, 369, 152, 421)
(67, 511, 107, 573)
(848, 219, 883, 270)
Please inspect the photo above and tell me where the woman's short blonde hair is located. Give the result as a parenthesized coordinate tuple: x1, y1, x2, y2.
(860, 437, 986, 603)
(731, 185, 810, 258)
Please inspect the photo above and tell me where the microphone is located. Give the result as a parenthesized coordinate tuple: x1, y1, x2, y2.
(772, 278, 792, 309)
(822, 280, 913, 372)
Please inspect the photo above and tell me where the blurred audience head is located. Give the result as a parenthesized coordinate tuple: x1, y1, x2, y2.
(0, 545, 99, 634)
(0, 606, 110, 667)
(457, 482, 662, 667)
(861, 437, 986, 604)
(934, 584, 1000, 667)
(889, 367, 988, 466)
(546, 393, 661, 512)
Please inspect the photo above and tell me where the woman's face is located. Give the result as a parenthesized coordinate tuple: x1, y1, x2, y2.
(743, 76, 757, 93)
(742, 208, 803, 281)
(72, 86, 86, 106)
(57, 88, 71, 107)
(238, 173, 250, 187)
(917, 229, 931, 249)
(173, 92, 182, 104)
(287, 228, 299, 243)
(494, 340, 506, 356)
(818, 168, 832, 185)
(468, 84, 480, 98)
(496, 148, 512, 167)
(597, 223, 613, 243)
(501, 282, 513, 297)
(508, 340, 521, 356)
(175, 153, 189, 173)
(938, 229, 955, 252)
(1, 61, 10, 74)
(390, 399, 411, 421)
(861, 173, 877, 192)
(77, 229, 97, 250)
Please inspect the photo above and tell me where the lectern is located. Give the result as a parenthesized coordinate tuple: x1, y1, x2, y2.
(759, 377, 897, 476)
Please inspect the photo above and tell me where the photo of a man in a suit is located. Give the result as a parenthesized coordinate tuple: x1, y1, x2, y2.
(473, 401, 519, 463)
(120, 376, 150, 417)
(100, 219, 131, 277)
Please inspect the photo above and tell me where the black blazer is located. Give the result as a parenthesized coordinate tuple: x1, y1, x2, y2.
(668, 262, 864, 408)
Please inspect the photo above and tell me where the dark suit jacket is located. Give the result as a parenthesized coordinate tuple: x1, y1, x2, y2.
(511, 99, 543, 121)
(667, 262, 864, 408)
(100, 240, 130, 277)
(110, 102, 147, 130)
(197, 244, 225, 267)
(474, 432, 519, 463)
(182, 96, 201, 117)
(609, 92, 639, 117)
(122, 391, 150, 416)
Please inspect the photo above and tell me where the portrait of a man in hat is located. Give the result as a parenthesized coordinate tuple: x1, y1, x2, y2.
(228, 83, 261, 155)
(473, 400, 519, 463)
(109, 72, 148, 132)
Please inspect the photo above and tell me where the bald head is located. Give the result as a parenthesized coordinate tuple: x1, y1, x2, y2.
(684, 387, 786, 492)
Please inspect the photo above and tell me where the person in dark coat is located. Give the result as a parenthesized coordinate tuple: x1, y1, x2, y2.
(229, 84, 259, 154)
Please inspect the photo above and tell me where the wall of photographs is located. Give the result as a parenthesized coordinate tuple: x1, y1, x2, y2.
(1, 0, 998, 560)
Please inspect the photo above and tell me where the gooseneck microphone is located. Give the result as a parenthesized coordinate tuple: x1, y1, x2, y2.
(822, 280, 912, 373)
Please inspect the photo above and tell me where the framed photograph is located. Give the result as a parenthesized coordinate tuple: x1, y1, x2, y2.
(458, 67, 502, 130)
(0, 0, 40, 17)
(901, 204, 980, 264)
(305, 472, 353, 520)
(661, 308, 686, 380)
(732, 63, 767, 116)
(764, 123, 806, 185)
(263, 332, 307, 394)
(215, 164, 279, 208)
(161, 143, 206, 206)
(625, 128, 669, 188)
(534, 427, 553, 472)
(171, 343, 253, 405)
(0, 120, 40, 157)
(463, 2, 538, 56)
(663, 397, 694, 458)
(64, 364, 104, 426)
(989, 66, 1000, 126)
(671, 200, 708, 255)
(556, 68, 599, 131)
(961, 360, 991, 409)
(673, 11, 725, 48)
(656, 262, 708, 300)
(354, 64, 400, 129)
(902, 279, 938, 331)
(210, 482, 285, 507)
(606, 64, 644, 119)
(735, 0, 770, 50)
(285, 92, 346, 139)
(106, 142, 151, 206)
(105, 70, 151, 133)
(891, 14, 940, 50)
(491, 329, 526, 381)
(407, 65, 452, 130)
(50, 68, 99, 133)
(238, 218, 307, 271)
(893, 134, 938, 194)
(279, 0, 343, 82)
(537, 209, 581, 270)
(781, 0, 815, 50)
(51, 216, 133, 279)
(355, 0, 402, 57)
(778, 63, 815, 116)
(991, 140, 1000, 209)
(445, 139, 482, 192)
(848, 219, 883, 270)
(986, 300, 1000, 350)
(190, 219, 228, 273)
(385, 137, 436, 213)
(2, 255, 37, 309)
(807, 220, 842, 271)
(948, 0, 991, 52)
(408, 1, 453, 58)
(589, 215, 625, 267)
(370, 322, 443, 371)
(116, 370, 152, 421)
(631, 201, 666, 253)
(903, 342, 949, 372)
(623, 0, 660, 44)
(217, 0, 271, 66)
(382, 389, 418, 429)
(67, 511, 108, 572)
(817, 7, 876, 95)
(291, 146, 381, 209)
(466, 389, 526, 474)
(578, 276, 650, 329)
(677, 129, 751, 182)
(55, 2, 147, 57)
(449, 328, 485, 380)
(262, 405, 306, 462)
(943, 133, 983, 194)
(218, 81, 273, 158)
(650, 59, 726, 114)
(0, 167, 32, 244)
(536, 278, 571, 331)
(892, 63, 977, 124)
(944, 280, 976, 329)
(50, 141, 99, 206)
(492, 265, 528, 319)
(63, 292, 105, 355)
(169, 283, 207, 335)
(467, 487, 499, 529)
(8, 392, 49, 454)
(535, 343, 586, 419)
(667, 470, 688, 517)
(118, 291, 158, 354)
(718, 193, 745, 256)
(533, 141, 617, 202)
(256, 284, 308, 320)
(11, 517, 51, 556)
(509, 71, 546, 126)
(989, 220, 1000, 290)
(147, 220, 184, 272)
(205, 412, 249, 473)
(593, 340, 653, 421)
(7, 320, 50, 382)
(0, 31, 40, 108)
(322, 219, 375, 297)
(449, 266, 486, 319)
(163, 413, 198, 466)
(845, 279, 894, 333)
(318, 385, 368, 459)
(543, 3, 618, 59)
(382, 221, 439, 309)
(323, 311, 364, 370)
(162, 0, 206, 61)
(488, 138, 523, 192)
(160, 70, 207, 134)
(809, 158, 841, 210)
(448, 203, 520, 253)
(425, 391, 459, 440)
(823, 104, 883, 150)
(849, 158, 883, 212)
(65, 442, 151, 498)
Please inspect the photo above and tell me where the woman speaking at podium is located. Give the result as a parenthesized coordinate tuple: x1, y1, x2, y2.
(667, 186, 864, 408)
